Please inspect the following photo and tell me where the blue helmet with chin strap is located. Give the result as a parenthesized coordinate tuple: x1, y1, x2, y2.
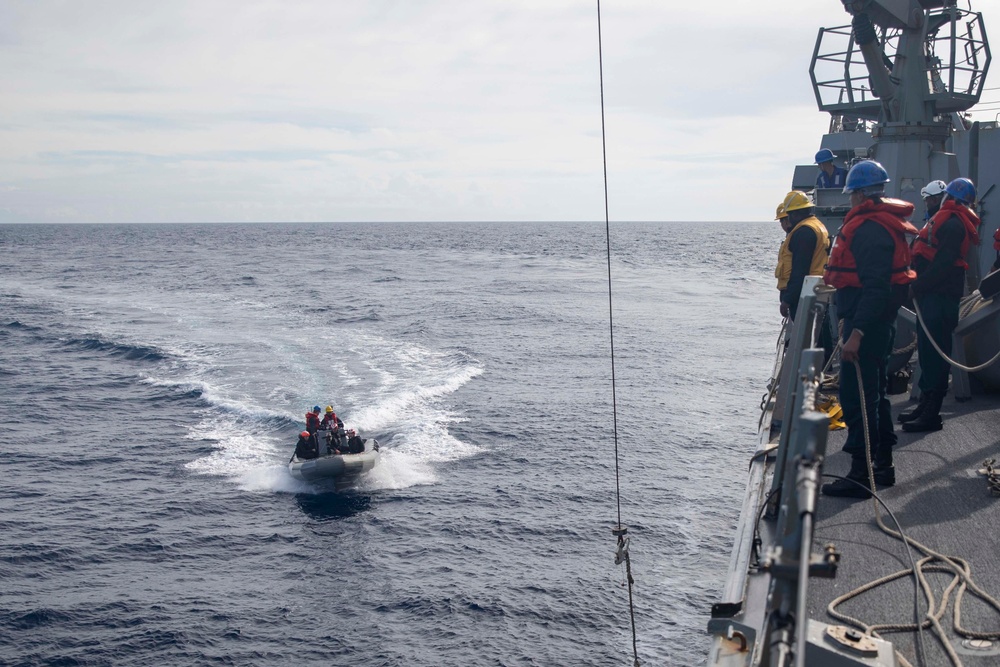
(945, 177, 976, 205)
(843, 160, 890, 194)
(815, 148, 836, 164)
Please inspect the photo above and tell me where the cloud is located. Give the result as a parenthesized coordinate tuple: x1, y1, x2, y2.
(0, 0, 995, 223)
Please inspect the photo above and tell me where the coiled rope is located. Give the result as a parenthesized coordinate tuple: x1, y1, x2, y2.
(596, 2, 640, 665)
(826, 365, 1000, 667)
(981, 458, 1000, 497)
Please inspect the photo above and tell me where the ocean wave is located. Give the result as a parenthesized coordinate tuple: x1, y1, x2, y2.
(332, 311, 381, 324)
(142, 377, 297, 429)
(4, 320, 43, 332)
(64, 335, 169, 363)
(349, 364, 482, 429)
(3, 608, 75, 630)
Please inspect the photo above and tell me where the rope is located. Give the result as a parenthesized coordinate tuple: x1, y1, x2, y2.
(960, 292, 982, 319)
(981, 458, 1000, 497)
(596, 2, 640, 664)
(893, 332, 918, 356)
(913, 296, 1000, 373)
(826, 362, 1000, 666)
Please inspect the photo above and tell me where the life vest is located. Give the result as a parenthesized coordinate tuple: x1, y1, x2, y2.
(775, 216, 830, 290)
(321, 412, 338, 428)
(823, 198, 918, 289)
(911, 200, 981, 269)
(994, 227, 1000, 252)
(305, 411, 320, 433)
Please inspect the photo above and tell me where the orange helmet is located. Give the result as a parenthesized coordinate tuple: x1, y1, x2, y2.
(300, 431, 310, 438)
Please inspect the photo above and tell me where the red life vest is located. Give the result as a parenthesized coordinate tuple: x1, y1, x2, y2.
(321, 412, 338, 428)
(911, 200, 981, 269)
(305, 411, 320, 432)
(823, 198, 917, 289)
(994, 227, 1000, 253)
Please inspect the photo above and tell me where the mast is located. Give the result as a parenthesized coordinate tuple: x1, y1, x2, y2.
(809, 0, 990, 216)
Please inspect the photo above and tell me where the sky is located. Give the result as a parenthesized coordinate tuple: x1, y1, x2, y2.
(1, 0, 997, 224)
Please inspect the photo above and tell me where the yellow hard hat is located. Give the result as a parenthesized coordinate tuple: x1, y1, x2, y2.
(782, 191, 813, 213)
(325, 405, 334, 413)
(775, 204, 788, 220)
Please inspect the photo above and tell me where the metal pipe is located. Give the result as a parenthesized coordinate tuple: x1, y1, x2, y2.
(852, 12, 898, 109)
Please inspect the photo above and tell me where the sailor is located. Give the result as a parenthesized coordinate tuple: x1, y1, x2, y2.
(305, 405, 322, 434)
(900, 178, 981, 433)
(775, 191, 830, 321)
(814, 149, 848, 190)
(821, 160, 917, 498)
(919, 179, 947, 221)
(295, 430, 318, 460)
(775, 202, 791, 229)
(320, 405, 342, 430)
(346, 429, 365, 454)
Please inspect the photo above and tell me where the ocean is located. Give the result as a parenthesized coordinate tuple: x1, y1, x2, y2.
(0, 221, 783, 666)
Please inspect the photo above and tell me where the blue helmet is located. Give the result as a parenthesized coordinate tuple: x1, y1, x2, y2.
(814, 148, 836, 164)
(945, 177, 976, 205)
(843, 160, 890, 194)
(312, 405, 322, 413)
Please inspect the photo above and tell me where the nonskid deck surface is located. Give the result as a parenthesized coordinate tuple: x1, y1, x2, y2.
(808, 392, 1000, 664)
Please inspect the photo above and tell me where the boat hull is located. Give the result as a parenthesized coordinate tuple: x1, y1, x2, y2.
(288, 439, 380, 489)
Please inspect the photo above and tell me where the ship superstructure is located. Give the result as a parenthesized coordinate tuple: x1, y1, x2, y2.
(707, 2, 1000, 665)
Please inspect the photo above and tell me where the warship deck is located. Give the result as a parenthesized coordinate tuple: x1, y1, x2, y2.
(807, 391, 1000, 665)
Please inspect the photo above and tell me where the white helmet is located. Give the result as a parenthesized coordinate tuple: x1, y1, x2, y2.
(920, 180, 947, 198)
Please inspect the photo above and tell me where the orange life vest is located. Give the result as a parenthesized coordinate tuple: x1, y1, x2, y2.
(823, 198, 917, 289)
(305, 411, 320, 432)
(911, 200, 981, 269)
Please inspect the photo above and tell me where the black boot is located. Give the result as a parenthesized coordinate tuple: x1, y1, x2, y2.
(897, 393, 928, 423)
(902, 391, 943, 432)
(822, 456, 873, 498)
(873, 446, 895, 487)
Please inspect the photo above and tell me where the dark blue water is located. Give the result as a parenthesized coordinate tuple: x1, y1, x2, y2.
(0, 221, 783, 666)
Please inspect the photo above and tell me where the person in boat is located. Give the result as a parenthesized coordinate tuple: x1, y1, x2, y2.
(295, 430, 318, 460)
(900, 178, 981, 433)
(320, 405, 343, 449)
(919, 179, 947, 221)
(320, 405, 342, 430)
(775, 191, 830, 321)
(821, 160, 917, 499)
(305, 405, 322, 434)
(346, 429, 365, 454)
(814, 148, 848, 190)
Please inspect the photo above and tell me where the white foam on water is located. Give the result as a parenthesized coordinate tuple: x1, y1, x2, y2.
(356, 449, 437, 490)
(166, 326, 487, 493)
(183, 421, 285, 475)
(142, 375, 298, 424)
(238, 464, 316, 494)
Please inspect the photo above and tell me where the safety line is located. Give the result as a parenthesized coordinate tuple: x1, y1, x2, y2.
(596, 2, 640, 665)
